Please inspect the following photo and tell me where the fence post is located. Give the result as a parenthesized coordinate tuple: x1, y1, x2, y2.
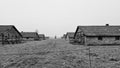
(85, 37, 92, 68)
(88, 46, 92, 68)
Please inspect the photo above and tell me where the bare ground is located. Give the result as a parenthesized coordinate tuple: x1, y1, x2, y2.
(0, 39, 120, 68)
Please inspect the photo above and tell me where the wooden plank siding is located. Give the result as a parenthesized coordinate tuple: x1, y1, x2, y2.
(0, 25, 22, 45)
(39, 34, 45, 41)
(21, 32, 39, 41)
(74, 24, 120, 45)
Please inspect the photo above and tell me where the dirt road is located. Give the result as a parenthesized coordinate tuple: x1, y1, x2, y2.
(0, 39, 120, 68)
(0, 39, 88, 68)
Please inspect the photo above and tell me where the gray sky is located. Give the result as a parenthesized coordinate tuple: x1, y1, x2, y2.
(0, 0, 120, 37)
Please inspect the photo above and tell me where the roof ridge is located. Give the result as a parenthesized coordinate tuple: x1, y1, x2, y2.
(78, 25, 120, 27)
(0, 25, 14, 26)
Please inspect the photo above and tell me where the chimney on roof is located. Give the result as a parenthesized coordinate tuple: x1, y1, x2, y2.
(106, 24, 109, 26)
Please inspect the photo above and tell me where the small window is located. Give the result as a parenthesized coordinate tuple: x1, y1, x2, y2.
(12, 36, 14, 38)
(115, 36, 120, 40)
(26, 37, 29, 39)
(98, 36, 102, 40)
(15, 36, 17, 38)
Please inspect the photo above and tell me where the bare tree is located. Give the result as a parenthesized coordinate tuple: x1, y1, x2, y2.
(35, 29, 39, 33)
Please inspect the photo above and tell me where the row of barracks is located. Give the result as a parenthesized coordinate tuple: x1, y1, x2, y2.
(0, 25, 46, 45)
(63, 24, 120, 45)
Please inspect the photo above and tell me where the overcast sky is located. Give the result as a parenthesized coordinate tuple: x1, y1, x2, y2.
(0, 0, 120, 37)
